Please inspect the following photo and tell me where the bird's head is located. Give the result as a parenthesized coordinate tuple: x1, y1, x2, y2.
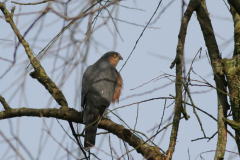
(102, 51, 123, 67)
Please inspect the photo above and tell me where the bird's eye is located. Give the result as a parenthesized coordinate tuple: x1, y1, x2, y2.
(113, 54, 118, 58)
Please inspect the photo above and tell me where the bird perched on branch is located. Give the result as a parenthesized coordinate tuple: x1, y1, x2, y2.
(81, 51, 123, 150)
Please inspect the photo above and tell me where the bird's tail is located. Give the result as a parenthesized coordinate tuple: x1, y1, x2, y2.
(84, 121, 98, 150)
(83, 102, 103, 150)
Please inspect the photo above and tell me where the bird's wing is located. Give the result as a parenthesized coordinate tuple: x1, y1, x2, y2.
(81, 65, 93, 107)
(89, 67, 118, 107)
(81, 65, 118, 107)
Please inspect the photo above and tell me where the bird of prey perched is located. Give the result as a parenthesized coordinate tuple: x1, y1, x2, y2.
(81, 51, 123, 150)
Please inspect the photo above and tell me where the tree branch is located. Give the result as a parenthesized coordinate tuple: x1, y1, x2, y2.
(224, 118, 240, 131)
(0, 95, 12, 111)
(195, 0, 229, 159)
(0, 106, 166, 160)
(0, 2, 68, 107)
(11, 0, 53, 5)
(167, 1, 198, 159)
(228, 0, 240, 17)
(229, 5, 240, 57)
(222, 55, 240, 152)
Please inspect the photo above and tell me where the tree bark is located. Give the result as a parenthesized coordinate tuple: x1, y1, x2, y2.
(222, 56, 240, 153)
(195, 0, 229, 159)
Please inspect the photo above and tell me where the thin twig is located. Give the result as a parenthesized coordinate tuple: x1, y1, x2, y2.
(109, 134, 114, 160)
(12, 0, 53, 5)
(182, 82, 206, 137)
(0, 130, 25, 160)
(167, 0, 197, 159)
(0, 95, 12, 111)
(119, 0, 163, 72)
(68, 121, 87, 158)
(153, 98, 167, 141)
(131, 103, 139, 138)
(0, 3, 68, 107)
(99, 16, 160, 29)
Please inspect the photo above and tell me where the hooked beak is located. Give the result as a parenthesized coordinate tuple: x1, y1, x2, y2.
(119, 55, 123, 60)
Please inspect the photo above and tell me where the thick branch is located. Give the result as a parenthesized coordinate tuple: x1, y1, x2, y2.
(0, 107, 81, 122)
(228, 0, 240, 17)
(224, 118, 240, 131)
(195, 0, 228, 159)
(100, 119, 165, 160)
(0, 107, 165, 160)
(222, 56, 240, 152)
(0, 3, 68, 107)
(167, 1, 198, 159)
(229, 5, 240, 57)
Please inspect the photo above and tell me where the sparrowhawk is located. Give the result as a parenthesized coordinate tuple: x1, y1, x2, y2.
(81, 51, 123, 150)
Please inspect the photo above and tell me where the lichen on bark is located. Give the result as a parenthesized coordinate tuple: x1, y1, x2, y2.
(222, 55, 240, 152)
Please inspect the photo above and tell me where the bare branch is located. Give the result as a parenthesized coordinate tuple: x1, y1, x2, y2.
(167, 1, 198, 159)
(0, 107, 166, 159)
(0, 130, 25, 160)
(0, 3, 68, 107)
(11, 0, 53, 5)
(228, 0, 240, 16)
(229, 4, 240, 57)
(119, 0, 163, 73)
(0, 95, 12, 111)
(182, 82, 206, 137)
(195, 0, 229, 159)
